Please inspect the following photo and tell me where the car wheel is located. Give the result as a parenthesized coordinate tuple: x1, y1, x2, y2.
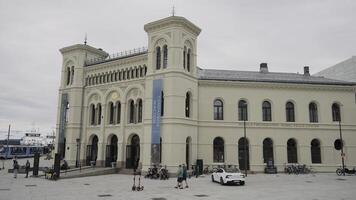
(211, 175, 214, 182)
(220, 177, 224, 185)
(240, 181, 245, 186)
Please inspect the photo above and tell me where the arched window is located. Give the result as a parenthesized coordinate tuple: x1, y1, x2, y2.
(108, 102, 114, 124)
(287, 138, 298, 163)
(144, 66, 147, 75)
(213, 137, 224, 163)
(129, 100, 135, 123)
(161, 91, 164, 116)
(66, 67, 71, 85)
(183, 47, 186, 69)
(286, 102, 295, 122)
(238, 100, 248, 121)
(140, 67, 143, 77)
(137, 99, 143, 123)
(187, 49, 191, 72)
(332, 103, 341, 122)
(156, 46, 161, 70)
(163, 45, 168, 68)
(70, 66, 74, 84)
(311, 139, 321, 163)
(116, 101, 121, 124)
(213, 99, 223, 120)
(97, 104, 102, 125)
(90, 104, 96, 125)
(262, 101, 272, 121)
(309, 102, 318, 123)
(263, 138, 274, 164)
(185, 92, 191, 118)
(238, 138, 250, 170)
(65, 102, 70, 123)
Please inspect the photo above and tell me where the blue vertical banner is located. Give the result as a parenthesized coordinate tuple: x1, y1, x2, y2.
(151, 79, 162, 144)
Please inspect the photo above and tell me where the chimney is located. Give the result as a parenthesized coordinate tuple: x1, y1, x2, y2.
(303, 66, 310, 76)
(260, 63, 268, 73)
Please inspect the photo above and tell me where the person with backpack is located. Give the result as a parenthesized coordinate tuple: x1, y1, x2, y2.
(174, 165, 183, 189)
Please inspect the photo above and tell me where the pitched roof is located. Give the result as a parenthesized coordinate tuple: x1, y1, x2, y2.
(198, 68, 355, 86)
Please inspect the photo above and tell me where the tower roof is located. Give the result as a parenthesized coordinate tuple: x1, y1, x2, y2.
(144, 16, 201, 36)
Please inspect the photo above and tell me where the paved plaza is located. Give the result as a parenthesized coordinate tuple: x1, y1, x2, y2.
(0, 159, 355, 200)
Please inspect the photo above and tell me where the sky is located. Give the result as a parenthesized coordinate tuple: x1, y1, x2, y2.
(0, 0, 355, 137)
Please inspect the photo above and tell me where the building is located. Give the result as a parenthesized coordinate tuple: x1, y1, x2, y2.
(315, 56, 356, 82)
(56, 15, 356, 173)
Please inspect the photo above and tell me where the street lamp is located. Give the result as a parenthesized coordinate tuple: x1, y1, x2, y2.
(334, 109, 345, 176)
(243, 117, 247, 177)
(240, 102, 248, 177)
(338, 119, 345, 176)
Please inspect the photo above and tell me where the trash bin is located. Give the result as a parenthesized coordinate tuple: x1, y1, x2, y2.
(111, 162, 116, 168)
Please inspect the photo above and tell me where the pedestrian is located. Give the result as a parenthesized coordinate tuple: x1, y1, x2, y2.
(25, 160, 30, 178)
(174, 165, 183, 189)
(182, 164, 189, 188)
(13, 157, 19, 179)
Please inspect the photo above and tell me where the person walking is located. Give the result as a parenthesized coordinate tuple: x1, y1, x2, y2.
(175, 165, 183, 189)
(182, 164, 189, 188)
(25, 160, 30, 178)
(13, 157, 19, 179)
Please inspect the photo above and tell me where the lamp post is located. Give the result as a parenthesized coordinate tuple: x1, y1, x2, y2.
(243, 118, 247, 177)
(338, 119, 345, 176)
(240, 102, 248, 177)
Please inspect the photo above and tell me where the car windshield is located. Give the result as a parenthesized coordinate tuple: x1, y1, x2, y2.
(225, 168, 240, 173)
(0, 147, 5, 153)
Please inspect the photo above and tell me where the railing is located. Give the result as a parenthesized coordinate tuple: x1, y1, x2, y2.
(85, 46, 148, 66)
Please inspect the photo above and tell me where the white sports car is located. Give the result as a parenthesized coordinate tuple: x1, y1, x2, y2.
(211, 168, 245, 185)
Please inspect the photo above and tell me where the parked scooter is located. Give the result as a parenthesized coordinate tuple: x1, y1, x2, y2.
(336, 167, 356, 176)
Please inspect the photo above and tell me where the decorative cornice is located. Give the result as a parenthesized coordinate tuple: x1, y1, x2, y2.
(59, 44, 109, 57)
(198, 80, 355, 92)
(144, 16, 201, 36)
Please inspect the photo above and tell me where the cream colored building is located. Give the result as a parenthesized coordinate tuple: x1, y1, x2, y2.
(56, 15, 356, 173)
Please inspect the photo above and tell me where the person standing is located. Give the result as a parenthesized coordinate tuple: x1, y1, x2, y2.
(175, 165, 183, 189)
(182, 164, 189, 188)
(25, 160, 30, 178)
(13, 157, 19, 179)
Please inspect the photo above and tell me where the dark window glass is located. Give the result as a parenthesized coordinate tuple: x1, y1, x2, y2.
(138, 99, 143, 123)
(263, 138, 274, 163)
(332, 103, 341, 121)
(129, 100, 135, 123)
(238, 100, 248, 121)
(286, 102, 295, 122)
(213, 99, 223, 120)
(287, 139, 298, 163)
(213, 137, 224, 163)
(185, 92, 190, 118)
(163, 45, 168, 68)
(309, 103, 318, 122)
(262, 101, 272, 121)
(311, 139, 321, 163)
(156, 47, 161, 70)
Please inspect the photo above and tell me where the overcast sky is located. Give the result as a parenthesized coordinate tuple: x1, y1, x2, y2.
(0, 0, 355, 136)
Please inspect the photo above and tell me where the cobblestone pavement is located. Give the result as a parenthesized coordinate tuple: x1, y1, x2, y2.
(0, 159, 355, 200)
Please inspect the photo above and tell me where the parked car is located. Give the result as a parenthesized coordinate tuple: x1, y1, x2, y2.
(211, 168, 245, 185)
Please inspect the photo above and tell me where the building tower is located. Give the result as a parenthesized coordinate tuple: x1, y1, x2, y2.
(56, 44, 108, 165)
(142, 16, 201, 170)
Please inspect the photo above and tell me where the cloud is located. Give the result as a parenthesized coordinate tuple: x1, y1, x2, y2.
(0, 0, 355, 132)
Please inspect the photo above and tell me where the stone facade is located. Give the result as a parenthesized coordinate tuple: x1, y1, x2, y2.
(56, 16, 356, 173)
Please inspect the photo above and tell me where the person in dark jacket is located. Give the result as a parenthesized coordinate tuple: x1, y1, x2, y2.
(25, 160, 30, 178)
